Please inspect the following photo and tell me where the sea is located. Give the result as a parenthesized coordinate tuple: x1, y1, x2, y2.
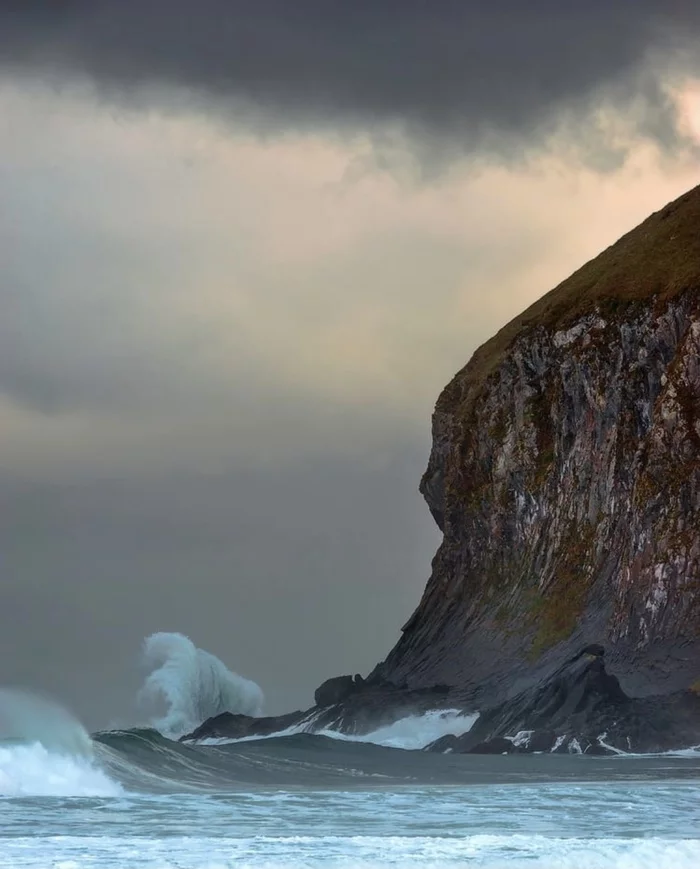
(1, 633, 699, 869)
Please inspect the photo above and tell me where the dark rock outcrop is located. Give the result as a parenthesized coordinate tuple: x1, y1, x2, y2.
(314, 674, 363, 707)
(182, 678, 460, 742)
(182, 710, 307, 742)
(373, 185, 700, 714)
(186, 187, 700, 753)
(426, 646, 700, 754)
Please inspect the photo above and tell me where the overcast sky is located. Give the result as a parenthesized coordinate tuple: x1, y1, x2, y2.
(0, 2, 699, 730)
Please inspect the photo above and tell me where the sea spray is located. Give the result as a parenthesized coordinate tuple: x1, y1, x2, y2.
(0, 687, 121, 797)
(0, 687, 93, 756)
(138, 632, 264, 738)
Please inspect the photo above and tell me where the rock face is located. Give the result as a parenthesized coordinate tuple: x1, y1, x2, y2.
(374, 185, 700, 708)
(186, 187, 700, 753)
(426, 646, 700, 755)
(314, 674, 364, 707)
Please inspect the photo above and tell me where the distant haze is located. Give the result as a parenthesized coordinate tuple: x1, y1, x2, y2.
(0, 4, 699, 728)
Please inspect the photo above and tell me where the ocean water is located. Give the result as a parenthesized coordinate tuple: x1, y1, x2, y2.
(2, 634, 699, 869)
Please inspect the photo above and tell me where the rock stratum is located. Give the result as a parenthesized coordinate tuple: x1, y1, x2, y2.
(377, 184, 700, 705)
(188, 185, 700, 753)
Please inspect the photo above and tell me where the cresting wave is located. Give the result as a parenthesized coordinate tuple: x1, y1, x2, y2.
(0, 633, 267, 797)
(138, 632, 264, 738)
(0, 742, 121, 797)
(2, 635, 699, 800)
(0, 688, 122, 797)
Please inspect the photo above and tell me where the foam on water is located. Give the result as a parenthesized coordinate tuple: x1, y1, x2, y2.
(138, 633, 264, 738)
(0, 742, 122, 797)
(316, 708, 479, 749)
(198, 708, 478, 750)
(1, 834, 698, 868)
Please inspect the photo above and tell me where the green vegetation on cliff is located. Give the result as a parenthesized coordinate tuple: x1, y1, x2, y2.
(439, 183, 700, 416)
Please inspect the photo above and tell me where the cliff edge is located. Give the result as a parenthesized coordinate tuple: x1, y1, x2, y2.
(186, 186, 700, 753)
(375, 184, 700, 707)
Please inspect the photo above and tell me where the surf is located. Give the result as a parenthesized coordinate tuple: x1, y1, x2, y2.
(137, 632, 264, 738)
(0, 687, 121, 797)
(195, 708, 479, 750)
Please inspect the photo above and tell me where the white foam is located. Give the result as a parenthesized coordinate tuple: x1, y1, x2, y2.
(597, 732, 629, 755)
(662, 746, 700, 757)
(508, 730, 534, 748)
(326, 708, 479, 750)
(0, 742, 122, 797)
(138, 632, 264, 738)
(0, 686, 122, 797)
(594, 732, 700, 758)
(1, 834, 698, 868)
(199, 708, 478, 751)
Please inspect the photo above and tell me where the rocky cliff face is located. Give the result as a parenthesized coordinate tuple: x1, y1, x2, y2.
(375, 185, 700, 708)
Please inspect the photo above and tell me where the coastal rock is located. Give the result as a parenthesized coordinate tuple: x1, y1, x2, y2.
(426, 646, 700, 754)
(374, 185, 700, 714)
(182, 678, 458, 742)
(314, 675, 362, 707)
(181, 710, 306, 742)
(187, 187, 700, 753)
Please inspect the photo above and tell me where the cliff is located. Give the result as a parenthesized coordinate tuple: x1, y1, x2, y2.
(375, 183, 700, 708)
(187, 186, 700, 753)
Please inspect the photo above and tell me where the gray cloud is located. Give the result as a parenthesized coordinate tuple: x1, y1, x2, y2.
(0, 76, 699, 729)
(0, 455, 440, 729)
(1, 2, 699, 155)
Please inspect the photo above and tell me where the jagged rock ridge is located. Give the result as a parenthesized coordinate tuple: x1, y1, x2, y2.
(374, 184, 700, 707)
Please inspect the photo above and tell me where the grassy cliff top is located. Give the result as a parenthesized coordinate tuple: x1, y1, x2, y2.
(439, 183, 700, 412)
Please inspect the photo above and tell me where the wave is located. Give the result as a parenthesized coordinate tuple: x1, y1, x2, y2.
(0, 687, 122, 797)
(0, 687, 93, 756)
(137, 632, 264, 738)
(198, 708, 479, 750)
(0, 742, 122, 797)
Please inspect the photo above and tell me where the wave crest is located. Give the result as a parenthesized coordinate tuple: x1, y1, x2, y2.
(138, 632, 264, 738)
(0, 687, 121, 797)
(0, 742, 122, 796)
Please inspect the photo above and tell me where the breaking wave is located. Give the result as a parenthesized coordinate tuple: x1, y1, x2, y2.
(0, 742, 121, 797)
(138, 632, 264, 738)
(0, 687, 121, 797)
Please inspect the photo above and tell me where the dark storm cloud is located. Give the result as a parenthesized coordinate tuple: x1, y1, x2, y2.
(1, 1, 699, 150)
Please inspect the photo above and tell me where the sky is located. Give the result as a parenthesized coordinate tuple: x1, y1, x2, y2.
(0, 2, 699, 729)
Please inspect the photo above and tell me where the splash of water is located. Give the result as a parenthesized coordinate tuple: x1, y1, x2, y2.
(0, 687, 121, 797)
(138, 632, 264, 738)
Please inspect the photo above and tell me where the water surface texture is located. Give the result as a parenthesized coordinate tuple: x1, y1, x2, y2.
(2, 727, 699, 869)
